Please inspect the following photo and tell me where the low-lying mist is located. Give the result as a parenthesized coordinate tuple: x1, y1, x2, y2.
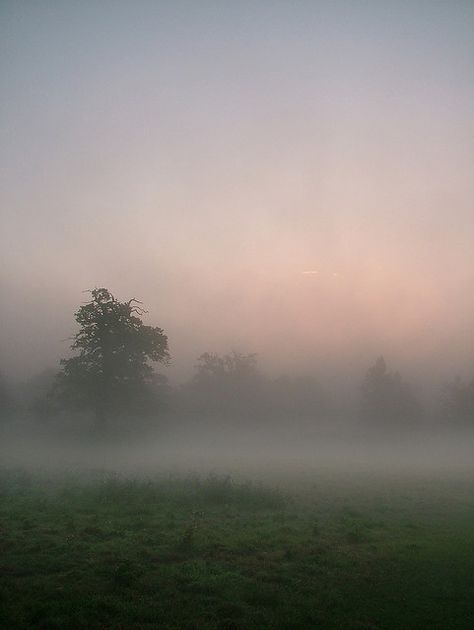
(2, 412, 473, 482)
(1, 349, 473, 482)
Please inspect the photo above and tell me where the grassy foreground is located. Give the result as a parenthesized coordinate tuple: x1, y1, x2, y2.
(0, 469, 473, 629)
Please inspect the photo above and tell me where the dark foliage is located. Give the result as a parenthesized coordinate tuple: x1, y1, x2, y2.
(51, 288, 170, 429)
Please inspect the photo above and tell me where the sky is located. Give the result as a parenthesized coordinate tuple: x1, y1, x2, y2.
(1, 1, 473, 387)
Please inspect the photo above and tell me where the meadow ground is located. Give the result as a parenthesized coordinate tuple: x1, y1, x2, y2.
(0, 466, 473, 629)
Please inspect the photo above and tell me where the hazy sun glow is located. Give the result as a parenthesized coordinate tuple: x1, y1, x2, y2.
(0, 1, 473, 387)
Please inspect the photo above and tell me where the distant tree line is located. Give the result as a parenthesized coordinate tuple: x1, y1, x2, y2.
(0, 287, 472, 434)
(360, 356, 421, 430)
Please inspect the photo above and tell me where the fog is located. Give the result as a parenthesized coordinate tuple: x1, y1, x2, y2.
(2, 421, 474, 483)
(2, 7, 474, 628)
(1, 2, 473, 479)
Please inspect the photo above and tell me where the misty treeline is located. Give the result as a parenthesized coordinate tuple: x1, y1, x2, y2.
(0, 288, 473, 435)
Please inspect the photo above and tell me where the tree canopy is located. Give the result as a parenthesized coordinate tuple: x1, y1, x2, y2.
(180, 351, 261, 417)
(360, 356, 420, 428)
(52, 288, 170, 429)
(194, 351, 259, 384)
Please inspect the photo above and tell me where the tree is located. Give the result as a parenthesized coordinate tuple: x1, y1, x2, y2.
(184, 351, 261, 417)
(52, 288, 170, 430)
(360, 356, 420, 429)
(194, 351, 259, 385)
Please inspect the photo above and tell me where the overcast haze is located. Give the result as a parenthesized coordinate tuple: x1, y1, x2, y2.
(1, 1, 473, 385)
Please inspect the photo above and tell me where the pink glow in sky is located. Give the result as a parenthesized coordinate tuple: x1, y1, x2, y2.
(1, 2, 473, 385)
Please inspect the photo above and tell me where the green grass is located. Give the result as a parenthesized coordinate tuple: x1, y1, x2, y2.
(0, 469, 473, 629)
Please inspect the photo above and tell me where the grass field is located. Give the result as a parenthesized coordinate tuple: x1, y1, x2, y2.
(0, 468, 473, 629)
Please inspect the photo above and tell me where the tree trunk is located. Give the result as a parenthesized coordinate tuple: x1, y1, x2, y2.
(95, 401, 109, 435)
